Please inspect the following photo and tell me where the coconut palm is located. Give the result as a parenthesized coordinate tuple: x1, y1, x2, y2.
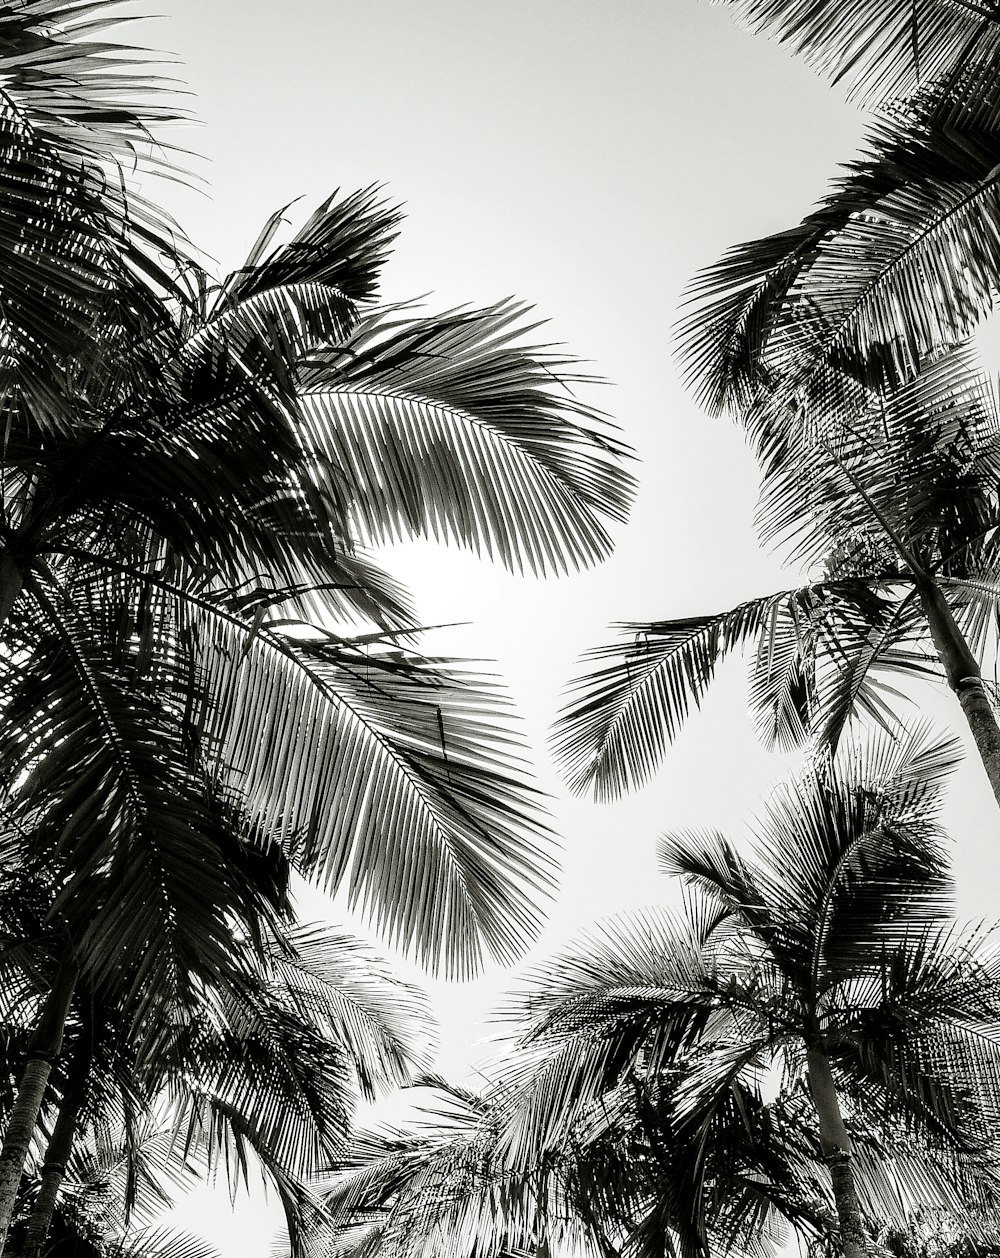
(0, 898, 435, 1258)
(618, 46, 1000, 800)
(553, 22, 1000, 806)
(499, 727, 1000, 1258)
(553, 348, 1000, 802)
(0, 0, 633, 976)
(0, 0, 635, 1239)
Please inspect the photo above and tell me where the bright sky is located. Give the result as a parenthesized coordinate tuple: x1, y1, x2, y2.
(137, 1, 1000, 1251)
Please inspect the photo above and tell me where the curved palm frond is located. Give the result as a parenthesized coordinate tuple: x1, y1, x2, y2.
(264, 922, 436, 1100)
(553, 581, 898, 798)
(297, 301, 636, 576)
(190, 608, 557, 978)
(677, 99, 1000, 434)
(719, 0, 1000, 111)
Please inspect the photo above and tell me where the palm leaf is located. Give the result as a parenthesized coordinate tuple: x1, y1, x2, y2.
(678, 101, 1000, 431)
(192, 607, 557, 978)
(298, 301, 635, 575)
(718, 0, 1000, 110)
(553, 581, 891, 798)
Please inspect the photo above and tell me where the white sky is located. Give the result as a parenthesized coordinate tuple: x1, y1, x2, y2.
(137, 1, 1000, 1250)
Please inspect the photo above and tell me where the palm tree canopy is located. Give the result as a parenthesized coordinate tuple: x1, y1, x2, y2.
(717, 0, 1000, 113)
(0, 0, 638, 983)
(496, 727, 1000, 1255)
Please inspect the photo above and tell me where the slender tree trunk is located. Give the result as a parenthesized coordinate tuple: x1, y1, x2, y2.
(20, 1031, 91, 1258)
(806, 1048, 868, 1258)
(0, 955, 79, 1256)
(915, 576, 1000, 810)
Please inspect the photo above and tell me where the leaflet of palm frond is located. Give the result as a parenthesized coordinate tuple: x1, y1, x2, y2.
(193, 616, 556, 979)
(0, 617, 283, 1024)
(297, 300, 635, 576)
(678, 97, 1000, 425)
(717, 0, 1000, 112)
(264, 922, 436, 1101)
(217, 187, 403, 312)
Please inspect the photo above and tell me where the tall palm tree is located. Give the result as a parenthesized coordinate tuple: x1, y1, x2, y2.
(0, 0, 635, 1238)
(499, 727, 1000, 1258)
(555, 60, 1000, 805)
(0, 902, 436, 1258)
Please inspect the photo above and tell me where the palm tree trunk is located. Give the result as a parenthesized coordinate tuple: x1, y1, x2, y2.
(805, 1048, 868, 1258)
(20, 1032, 91, 1258)
(915, 576, 1000, 809)
(0, 954, 79, 1255)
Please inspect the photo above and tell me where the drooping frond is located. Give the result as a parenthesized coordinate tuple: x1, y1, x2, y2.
(298, 301, 636, 575)
(264, 922, 436, 1100)
(718, 0, 1000, 111)
(553, 580, 899, 798)
(191, 610, 557, 978)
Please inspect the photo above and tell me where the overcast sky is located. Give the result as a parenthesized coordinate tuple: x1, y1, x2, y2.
(135, 2, 1000, 1250)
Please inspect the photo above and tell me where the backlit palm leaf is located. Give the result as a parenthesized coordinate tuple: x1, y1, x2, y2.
(298, 302, 635, 576)
(553, 581, 897, 797)
(718, 0, 1000, 111)
(191, 610, 556, 978)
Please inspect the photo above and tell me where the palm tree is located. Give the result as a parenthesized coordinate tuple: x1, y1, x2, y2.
(0, 0, 634, 973)
(553, 348, 1000, 803)
(0, 0, 635, 1238)
(498, 726, 1000, 1258)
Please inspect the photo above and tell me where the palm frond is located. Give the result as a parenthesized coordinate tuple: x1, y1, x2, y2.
(553, 581, 892, 798)
(719, 0, 1000, 110)
(265, 921, 437, 1099)
(298, 301, 635, 576)
(193, 611, 557, 978)
(678, 100, 1000, 430)
(217, 186, 402, 310)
